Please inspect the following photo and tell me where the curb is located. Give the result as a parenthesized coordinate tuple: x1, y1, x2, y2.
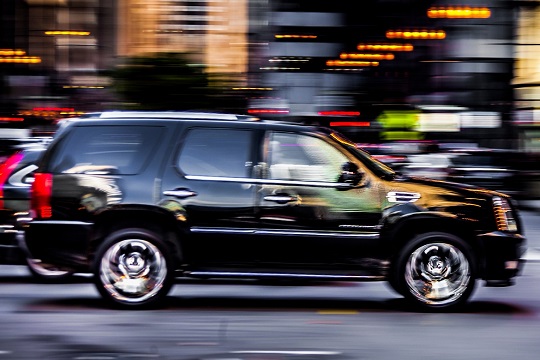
(524, 248, 540, 262)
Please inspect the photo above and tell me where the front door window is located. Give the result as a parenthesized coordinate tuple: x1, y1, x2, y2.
(268, 132, 349, 182)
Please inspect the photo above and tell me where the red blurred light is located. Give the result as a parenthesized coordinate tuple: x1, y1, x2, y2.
(31, 173, 53, 219)
(319, 111, 360, 117)
(0, 117, 24, 122)
(248, 109, 289, 114)
(330, 121, 370, 127)
(33, 107, 74, 112)
(0, 152, 24, 209)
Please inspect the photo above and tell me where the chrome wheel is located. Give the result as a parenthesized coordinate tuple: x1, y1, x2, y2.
(98, 238, 168, 304)
(404, 242, 471, 306)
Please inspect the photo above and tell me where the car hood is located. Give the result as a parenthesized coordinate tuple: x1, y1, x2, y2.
(394, 174, 508, 199)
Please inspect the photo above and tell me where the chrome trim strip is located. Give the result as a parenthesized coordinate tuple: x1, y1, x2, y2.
(338, 224, 381, 230)
(163, 189, 198, 198)
(386, 191, 421, 203)
(185, 175, 351, 189)
(29, 220, 93, 226)
(187, 271, 385, 280)
(190, 227, 379, 239)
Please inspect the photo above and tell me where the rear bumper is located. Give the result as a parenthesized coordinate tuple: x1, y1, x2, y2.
(477, 231, 526, 283)
(24, 220, 93, 271)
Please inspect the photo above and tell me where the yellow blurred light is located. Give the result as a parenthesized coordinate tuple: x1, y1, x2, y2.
(428, 6, 491, 19)
(269, 57, 311, 62)
(275, 34, 317, 39)
(357, 43, 413, 52)
(386, 30, 445, 39)
(0, 56, 41, 63)
(326, 60, 379, 67)
(232, 87, 273, 91)
(45, 31, 91, 36)
(340, 53, 394, 60)
(260, 67, 300, 70)
(63, 85, 105, 89)
(0, 49, 26, 56)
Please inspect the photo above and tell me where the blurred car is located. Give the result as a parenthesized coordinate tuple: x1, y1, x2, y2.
(445, 148, 524, 198)
(0, 146, 42, 263)
(355, 143, 408, 170)
(399, 153, 455, 180)
(0, 141, 73, 281)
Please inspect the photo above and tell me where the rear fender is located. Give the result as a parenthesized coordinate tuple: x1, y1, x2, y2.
(89, 204, 187, 266)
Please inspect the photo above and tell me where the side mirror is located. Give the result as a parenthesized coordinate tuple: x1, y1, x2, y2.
(338, 161, 364, 186)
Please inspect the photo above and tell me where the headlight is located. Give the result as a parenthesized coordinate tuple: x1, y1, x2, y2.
(493, 196, 518, 232)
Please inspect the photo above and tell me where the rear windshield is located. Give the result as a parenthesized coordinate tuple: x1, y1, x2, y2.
(48, 125, 164, 175)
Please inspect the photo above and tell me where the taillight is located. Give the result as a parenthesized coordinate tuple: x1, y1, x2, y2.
(31, 173, 53, 219)
(0, 152, 24, 209)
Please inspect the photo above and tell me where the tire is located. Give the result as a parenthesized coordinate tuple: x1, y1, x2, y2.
(26, 258, 75, 282)
(392, 232, 476, 312)
(93, 228, 174, 309)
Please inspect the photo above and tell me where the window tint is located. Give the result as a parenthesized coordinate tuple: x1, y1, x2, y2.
(268, 132, 348, 182)
(50, 126, 164, 175)
(178, 128, 251, 177)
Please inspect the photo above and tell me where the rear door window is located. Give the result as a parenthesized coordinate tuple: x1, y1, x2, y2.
(178, 128, 252, 177)
(49, 126, 164, 175)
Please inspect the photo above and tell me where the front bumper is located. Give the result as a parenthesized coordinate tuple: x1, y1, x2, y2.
(477, 231, 526, 283)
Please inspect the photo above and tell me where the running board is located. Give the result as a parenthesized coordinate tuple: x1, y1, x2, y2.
(185, 271, 385, 281)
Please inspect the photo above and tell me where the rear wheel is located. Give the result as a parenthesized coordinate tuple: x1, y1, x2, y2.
(93, 228, 174, 309)
(26, 258, 74, 282)
(393, 232, 476, 312)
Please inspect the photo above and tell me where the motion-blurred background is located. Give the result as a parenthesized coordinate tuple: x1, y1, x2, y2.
(2, 0, 540, 202)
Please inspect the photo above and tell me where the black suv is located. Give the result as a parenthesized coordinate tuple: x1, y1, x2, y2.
(23, 111, 526, 311)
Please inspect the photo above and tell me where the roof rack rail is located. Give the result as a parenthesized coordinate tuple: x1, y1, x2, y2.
(82, 111, 260, 121)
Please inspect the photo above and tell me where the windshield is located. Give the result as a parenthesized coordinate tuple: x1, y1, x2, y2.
(322, 128, 396, 178)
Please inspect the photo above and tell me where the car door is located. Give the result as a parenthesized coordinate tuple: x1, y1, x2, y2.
(161, 125, 260, 268)
(255, 130, 383, 270)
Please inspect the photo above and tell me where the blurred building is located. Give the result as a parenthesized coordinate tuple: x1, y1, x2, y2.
(1, 0, 252, 120)
(513, 0, 540, 153)
(117, 0, 249, 76)
(0, 0, 116, 123)
(0, 0, 536, 150)
(253, 0, 517, 147)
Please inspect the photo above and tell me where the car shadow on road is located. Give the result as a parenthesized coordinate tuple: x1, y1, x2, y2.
(19, 293, 534, 316)
(3, 273, 533, 316)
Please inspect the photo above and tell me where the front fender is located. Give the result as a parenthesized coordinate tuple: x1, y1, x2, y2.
(379, 203, 479, 258)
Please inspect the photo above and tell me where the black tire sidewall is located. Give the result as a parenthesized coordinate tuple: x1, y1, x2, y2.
(92, 227, 174, 309)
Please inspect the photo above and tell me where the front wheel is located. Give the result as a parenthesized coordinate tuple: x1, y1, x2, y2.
(93, 228, 174, 309)
(393, 232, 476, 312)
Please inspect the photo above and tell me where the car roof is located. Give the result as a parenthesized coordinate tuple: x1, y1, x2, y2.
(79, 111, 261, 121)
(58, 111, 319, 133)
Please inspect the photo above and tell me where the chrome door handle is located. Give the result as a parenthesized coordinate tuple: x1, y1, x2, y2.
(163, 189, 198, 198)
(263, 195, 297, 204)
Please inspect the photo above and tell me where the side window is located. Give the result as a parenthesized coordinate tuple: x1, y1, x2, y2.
(49, 126, 164, 175)
(178, 128, 252, 178)
(267, 132, 349, 182)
